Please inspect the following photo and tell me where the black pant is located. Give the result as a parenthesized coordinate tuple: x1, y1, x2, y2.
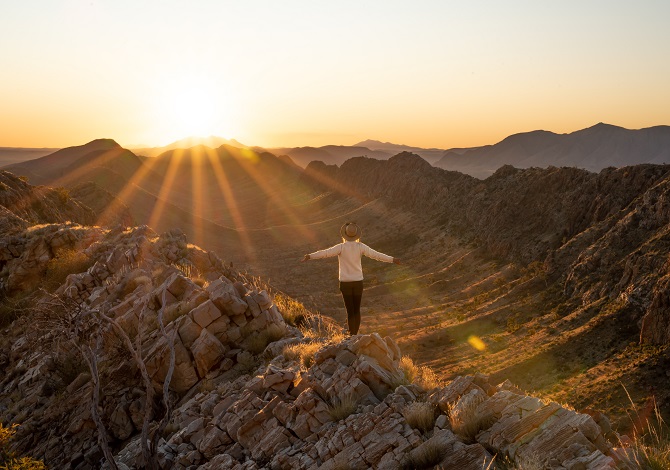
(339, 281, 363, 335)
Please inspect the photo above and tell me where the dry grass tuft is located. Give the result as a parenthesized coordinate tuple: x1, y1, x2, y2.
(399, 356, 418, 383)
(328, 394, 359, 422)
(491, 453, 544, 470)
(401, 439, 447, 470)
(298, 312, 346, 343)
(399, 356, 442, 391)
(245, 324, 286, 355)
(121, 273, 151, 297)
(448, 393, 487, 442)
(274, 292, 310, 327)
(403, 401, 436, 434)
(282, 342, 321, 368)
(618, 389, 670, 470)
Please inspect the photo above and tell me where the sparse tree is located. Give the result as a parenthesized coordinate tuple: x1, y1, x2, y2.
(34, 287, 178, 470)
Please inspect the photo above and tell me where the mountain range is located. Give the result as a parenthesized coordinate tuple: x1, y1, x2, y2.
(435, 123, 670, 177)
(4, 123, 670, 177)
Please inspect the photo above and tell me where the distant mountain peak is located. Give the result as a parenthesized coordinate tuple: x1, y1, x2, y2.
(582, 122, 624, 132)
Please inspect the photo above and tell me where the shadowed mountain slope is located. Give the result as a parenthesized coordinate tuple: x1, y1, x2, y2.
(355, 139, 447, 164)
(270, 145, 392, 168)
(0, 170, 96, 231)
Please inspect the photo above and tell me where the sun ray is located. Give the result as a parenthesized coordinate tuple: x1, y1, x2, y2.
(230, 147, 318, 245)
(96, 149, 166, 226)
(204, 146, 257, 263)
(190, 146, 205, 249)
(148, 148, 185, 231)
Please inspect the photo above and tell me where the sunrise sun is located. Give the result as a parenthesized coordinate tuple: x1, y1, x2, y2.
(152, 76, 233, 144)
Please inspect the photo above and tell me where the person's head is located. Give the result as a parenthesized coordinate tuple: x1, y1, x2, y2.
(340, 222, 361, 242)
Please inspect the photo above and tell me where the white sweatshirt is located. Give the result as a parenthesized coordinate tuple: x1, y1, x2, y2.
(308, 241, 394, 282)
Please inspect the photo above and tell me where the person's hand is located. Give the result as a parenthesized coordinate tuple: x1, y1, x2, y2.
(393, 258, 401, 265)
(301, 254, 310, 262)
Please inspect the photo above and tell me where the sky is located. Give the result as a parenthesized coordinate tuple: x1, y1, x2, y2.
(1, 0, 669, 150)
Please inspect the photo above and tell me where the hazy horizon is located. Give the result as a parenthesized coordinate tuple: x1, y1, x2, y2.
(1, 1, 669, 149)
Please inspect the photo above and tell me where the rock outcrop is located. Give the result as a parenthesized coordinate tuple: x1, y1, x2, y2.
(0, 221, 632, 469)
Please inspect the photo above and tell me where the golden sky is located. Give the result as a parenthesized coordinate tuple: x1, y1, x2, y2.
(1, 1, 669, 150)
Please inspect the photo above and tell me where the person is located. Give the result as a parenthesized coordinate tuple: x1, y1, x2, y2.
(301, 222, 401, 335)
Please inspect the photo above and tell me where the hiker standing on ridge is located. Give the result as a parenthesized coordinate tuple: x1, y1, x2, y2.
(301, 222, 401, 335)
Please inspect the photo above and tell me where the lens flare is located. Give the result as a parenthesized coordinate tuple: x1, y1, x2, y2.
(467, 335, 486, 351)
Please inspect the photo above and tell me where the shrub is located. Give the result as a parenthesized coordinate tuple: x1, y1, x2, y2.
(401, 440, 447, 470)
(55, 187, 69, 204)
(245, 324, 286, 355)
(0, 292, 35, 328)
(45, 249, 93, 289)
(282, 342, 321, 368)
(0, 423, 45, 469)
(328, 394, 359, 422)
(402, 401, 436, 434)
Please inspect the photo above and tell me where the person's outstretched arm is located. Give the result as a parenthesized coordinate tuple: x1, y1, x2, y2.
(301, 244, 342, 262)
(361, 243, 400, 264)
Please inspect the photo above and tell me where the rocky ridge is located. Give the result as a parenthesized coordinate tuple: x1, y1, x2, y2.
(0, 222, 633, 469)
(0, 170, 96, 232)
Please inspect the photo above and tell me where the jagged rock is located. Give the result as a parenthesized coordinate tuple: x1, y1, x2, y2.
(207, 278, 248, 316)
(176, 315, 203, 349)
(429, 374, 488, 413)
(190, 328, 227, 377)
(145, 334, 199, 393)
(189, 299, 222, 329)
(109, 403, 134, 440)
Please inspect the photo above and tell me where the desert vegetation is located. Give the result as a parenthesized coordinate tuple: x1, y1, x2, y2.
(402, 401, 436, 434)
(0, 423, 45, 469)
(327, 394, 359, 421)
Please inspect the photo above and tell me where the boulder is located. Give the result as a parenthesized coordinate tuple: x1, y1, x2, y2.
(190, 329, 227, 377)
(145, 335, 199, 394)
(189, 300, 222, 329)
(206, 279, 248, 316)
